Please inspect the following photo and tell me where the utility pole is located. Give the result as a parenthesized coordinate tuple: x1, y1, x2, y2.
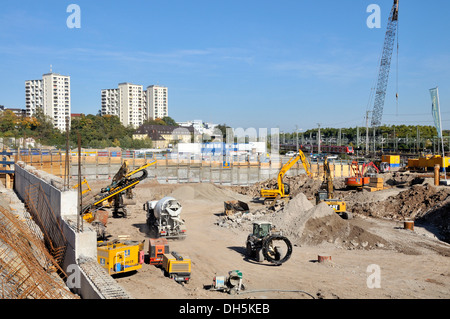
(365, 111, 370, 155)
(373, 127, 376, 153)
(64, 116, 70, 190)
(356, 126, 359, 149)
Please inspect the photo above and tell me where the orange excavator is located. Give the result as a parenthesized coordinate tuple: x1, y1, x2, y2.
(345, 161, 379, 188)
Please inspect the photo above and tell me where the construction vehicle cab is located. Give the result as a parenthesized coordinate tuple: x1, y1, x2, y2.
(252, 221, 272, 238)
(260, 149, 311, 204)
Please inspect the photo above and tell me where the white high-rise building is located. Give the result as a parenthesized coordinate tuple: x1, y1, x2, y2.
(101, 88, 120, 117)
(101, 83, 168, 128)
(25, 72, 71, 132)
(118, 83, 144, 128)
(25, 79, 44, 117)
(146, 85, 168, 120)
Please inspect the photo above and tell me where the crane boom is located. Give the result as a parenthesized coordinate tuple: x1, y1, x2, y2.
(371, 0, 399, 127)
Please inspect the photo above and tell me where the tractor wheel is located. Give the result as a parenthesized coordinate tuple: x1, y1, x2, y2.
(262, 235, 293, 265)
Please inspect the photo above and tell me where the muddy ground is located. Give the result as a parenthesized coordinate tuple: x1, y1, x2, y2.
(88, 171, 450, 300)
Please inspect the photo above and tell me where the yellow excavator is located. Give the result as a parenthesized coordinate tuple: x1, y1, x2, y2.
(315, 157, 352, 220)
(260, 150, 312, 204)
(81, 160, 156, 221)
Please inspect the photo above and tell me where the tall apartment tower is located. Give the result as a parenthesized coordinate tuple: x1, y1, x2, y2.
(25, 80, 44, 117)
(118, 83, 145, 128)
(146, 85, 168, 120)
(25, 72, 71, 132)
(101, 88, 120, 117)
(101, 83, 168, 128)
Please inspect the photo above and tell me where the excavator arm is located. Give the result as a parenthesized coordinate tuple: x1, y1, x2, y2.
(260, 150, 311, 199)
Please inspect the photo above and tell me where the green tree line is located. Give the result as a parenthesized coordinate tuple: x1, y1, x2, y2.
(0, 109, 177, 149)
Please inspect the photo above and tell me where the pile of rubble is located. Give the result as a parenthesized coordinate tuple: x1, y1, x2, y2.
(216, 192, 390, 250)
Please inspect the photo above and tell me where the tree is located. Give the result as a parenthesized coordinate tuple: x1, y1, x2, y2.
(162, 116, 178, 126)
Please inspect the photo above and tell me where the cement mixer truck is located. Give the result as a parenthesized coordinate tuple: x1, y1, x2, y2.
(144, 197, 187, 240)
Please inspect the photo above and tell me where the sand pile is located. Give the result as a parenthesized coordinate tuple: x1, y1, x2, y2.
(270, 194, 388, 249)
(169, 183, 250, 203)
(217, 192, 389, 250)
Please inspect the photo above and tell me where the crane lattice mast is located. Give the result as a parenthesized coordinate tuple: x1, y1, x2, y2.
(371, 0, 399, 127)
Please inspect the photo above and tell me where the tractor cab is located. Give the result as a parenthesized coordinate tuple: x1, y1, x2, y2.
(252, 221, 272, 238)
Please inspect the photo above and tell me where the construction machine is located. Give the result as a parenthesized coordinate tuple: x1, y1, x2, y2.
(162, 251, 191, 284)
(260, 149, 311, 204)
(316, 157, 352, 220)
(205, 270, 244, 295)
(97, 239, 145, 275)
(345, 160, 379, 188)
(148, 237, 170, 265)
(144, 196, 187, 240)
(245, 221, 292, 265)
(81, 160, 156, 224)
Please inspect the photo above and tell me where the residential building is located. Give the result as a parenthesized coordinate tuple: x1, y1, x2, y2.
(146, 85, 168, 120)
(101, 82, 168, 128)
(118, 83, 145, 128)
(101, 88, 120, 117)
(25, 79, 44, 117)
(133, 124, 196, 149)
(0, 106, 26, 117)
(25, 72, 71, 132)
(177, 120, 219, 136)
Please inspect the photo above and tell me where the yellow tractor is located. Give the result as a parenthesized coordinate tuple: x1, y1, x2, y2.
(260, 150, 312, 205)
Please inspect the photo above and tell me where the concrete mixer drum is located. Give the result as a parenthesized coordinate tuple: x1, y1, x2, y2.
(144, 197, 187, 240)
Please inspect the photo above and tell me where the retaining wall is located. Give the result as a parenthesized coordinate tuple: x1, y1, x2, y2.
(13, 162, 121, 299)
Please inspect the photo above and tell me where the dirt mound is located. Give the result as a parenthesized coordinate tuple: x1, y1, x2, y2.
(349, 184, 450, 220)
(232, 174, 323, 199)
(217, 192, 389, 250)
(272, 195, 388, 250)
(169, 183, 250, 202)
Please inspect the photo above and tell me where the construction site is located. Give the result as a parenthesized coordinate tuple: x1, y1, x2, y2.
(0, 146, 449, 300)
(0, 0, 449, 303)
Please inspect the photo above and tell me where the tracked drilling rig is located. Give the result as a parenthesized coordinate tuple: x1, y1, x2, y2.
(81, 160, 156, 224)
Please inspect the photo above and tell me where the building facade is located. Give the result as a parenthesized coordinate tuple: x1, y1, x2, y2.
(101, 83, 168, 128)
(118, 83, 144, 128)
(146, 85, 168, 120)
(25, 72, 71, 132)
(101, 88, 120, 117)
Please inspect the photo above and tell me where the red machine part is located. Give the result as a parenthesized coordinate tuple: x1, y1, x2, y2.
(148, 238, 170, 265)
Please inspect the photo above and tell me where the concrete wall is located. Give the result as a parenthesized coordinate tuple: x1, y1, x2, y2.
(14, 163, 78, 218)
(13, 162, 103, 299)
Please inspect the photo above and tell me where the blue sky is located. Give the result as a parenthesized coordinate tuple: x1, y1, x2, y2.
(1, 0, 449, 131)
